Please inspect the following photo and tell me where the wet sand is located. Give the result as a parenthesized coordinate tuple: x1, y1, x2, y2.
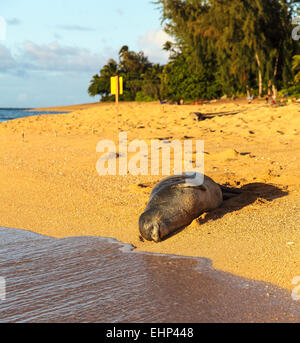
(0, 227, 299, 323)
(0, 101, 299, 294)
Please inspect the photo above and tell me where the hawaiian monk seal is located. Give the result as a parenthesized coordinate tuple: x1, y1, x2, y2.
(139, 172, 240, 243)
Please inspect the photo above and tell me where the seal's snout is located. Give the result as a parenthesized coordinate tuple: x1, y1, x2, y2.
(139, 211, 161, 243)
(150, 223, 161, 243)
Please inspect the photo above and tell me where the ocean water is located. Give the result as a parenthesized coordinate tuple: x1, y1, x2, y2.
(0, 108, 69, 123)
(0, 227, 299, 323)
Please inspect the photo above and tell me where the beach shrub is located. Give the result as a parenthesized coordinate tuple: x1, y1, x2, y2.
(278, 84, 300, 98)
(135, 91, 155, 102)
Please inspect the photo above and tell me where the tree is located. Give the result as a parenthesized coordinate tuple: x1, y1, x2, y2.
(88, 59, 118, 99)
(89, 1, 300, 102)
(141, 64, 164, 100)
(161, 51, 222, 101)
(88, 46, 159, 101)
(155, 0, 299, 98)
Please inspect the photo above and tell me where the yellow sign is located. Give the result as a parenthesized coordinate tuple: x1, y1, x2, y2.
(110, 76, 123, 95)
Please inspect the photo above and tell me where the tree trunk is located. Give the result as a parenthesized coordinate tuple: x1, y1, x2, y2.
(272, 84, 278, 98)
(268, 80, 272, 96)
(258, 70, 263, 97)
(255, 53, 263, 97)
(246, 85, 250, 98)
(272, 54, 279, 97)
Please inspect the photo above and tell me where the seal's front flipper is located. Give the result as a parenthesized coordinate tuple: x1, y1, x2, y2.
(219, 185, 242, 194)
(222, 192, 239, 200)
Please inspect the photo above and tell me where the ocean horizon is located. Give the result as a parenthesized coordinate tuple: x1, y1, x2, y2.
(0, 108, 70, 123)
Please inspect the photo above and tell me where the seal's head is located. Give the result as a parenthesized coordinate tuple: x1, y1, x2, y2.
(139, 210, 164, 243)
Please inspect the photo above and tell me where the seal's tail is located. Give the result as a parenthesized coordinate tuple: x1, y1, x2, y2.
(219, 185, 242, 200)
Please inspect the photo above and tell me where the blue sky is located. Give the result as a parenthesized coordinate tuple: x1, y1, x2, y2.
(0, 0, 170, 107)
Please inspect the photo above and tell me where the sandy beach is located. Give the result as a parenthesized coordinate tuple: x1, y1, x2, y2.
(0, 100, 299, 292)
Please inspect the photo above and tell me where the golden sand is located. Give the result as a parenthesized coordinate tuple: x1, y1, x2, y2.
(0, 100, 299, 291)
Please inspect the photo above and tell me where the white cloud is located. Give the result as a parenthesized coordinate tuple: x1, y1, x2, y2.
(22, 41, 105, 72)
(6, 18, 21, 26)
(137, 29, 173, 64)
(57, 25, 95, 32)
(0, 44, 17, 70)
(0, 41, 107, 75)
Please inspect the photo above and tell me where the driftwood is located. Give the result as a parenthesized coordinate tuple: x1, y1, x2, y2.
(270, 103, 287, 108)
(190, 105, 272, 121)
(190, 110, 242, 121)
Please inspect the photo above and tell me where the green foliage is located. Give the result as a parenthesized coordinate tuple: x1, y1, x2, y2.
(278, 84, 300, 97)
(89, 1, 300, 102)
(155, 0, 300, 97)
(161, 53, 222, 100)
(135, 91, 155, 102)
(88, 46, 163, 102)
(88, 59, 118, 98)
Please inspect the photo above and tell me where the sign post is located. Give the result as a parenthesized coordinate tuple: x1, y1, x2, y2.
(116, 75, 119, 106)
(111, 76, 123, 112)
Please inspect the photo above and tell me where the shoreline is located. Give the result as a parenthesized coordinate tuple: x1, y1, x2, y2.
(29, 102, 101, 112)
(1, 226, 299, 322)
(0, 101, 299, 292)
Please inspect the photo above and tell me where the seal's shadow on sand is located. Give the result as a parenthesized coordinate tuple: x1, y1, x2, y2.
(197, 182, 288, 225)
(160, 183, 288, 241)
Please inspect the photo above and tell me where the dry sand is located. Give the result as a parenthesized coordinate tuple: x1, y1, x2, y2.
(0, 100, 299, 291)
